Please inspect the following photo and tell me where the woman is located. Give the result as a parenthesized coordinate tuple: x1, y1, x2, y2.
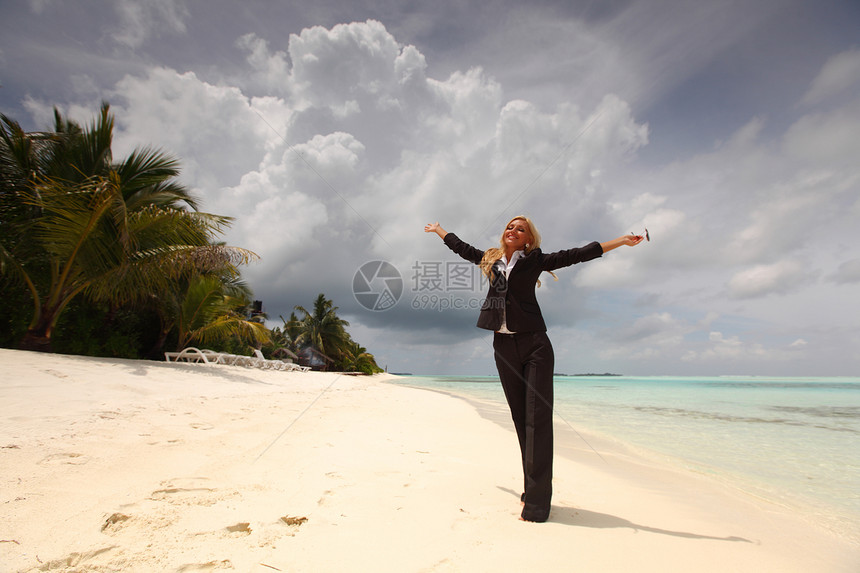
(424, 216, 644, 522)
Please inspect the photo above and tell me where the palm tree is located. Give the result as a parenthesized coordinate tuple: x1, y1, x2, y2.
(270, 312, 302, 354)
(42, 104, 113, 183)
(169, 274, 270, 351)
(341, 339, 383, 374)
(293, 293, 351, 368)
(1, 115, 56, 346)
(2, 173, 256, 351)
(283, 311, 303, 346)
(0, 104, 255, 352)
(1, 115, 53, 289)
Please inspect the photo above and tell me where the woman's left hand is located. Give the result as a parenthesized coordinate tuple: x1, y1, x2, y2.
(624, 234, 646, 246)
(601, 233, 646, 253)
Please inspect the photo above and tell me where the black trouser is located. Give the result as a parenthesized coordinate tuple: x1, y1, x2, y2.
(493, 331, 554, 522)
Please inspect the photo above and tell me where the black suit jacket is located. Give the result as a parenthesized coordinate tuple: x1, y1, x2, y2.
(443, 233, 603, 332)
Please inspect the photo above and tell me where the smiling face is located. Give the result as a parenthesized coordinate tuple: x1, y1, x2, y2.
(503, 218, 532, 252)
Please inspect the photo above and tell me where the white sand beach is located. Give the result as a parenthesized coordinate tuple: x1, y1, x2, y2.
(1, 348, 858, 572)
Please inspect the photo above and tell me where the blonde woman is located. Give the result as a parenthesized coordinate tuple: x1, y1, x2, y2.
(425, 216, 644, 522)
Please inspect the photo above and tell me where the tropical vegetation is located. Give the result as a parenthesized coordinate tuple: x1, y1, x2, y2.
(269, 293, 383, 374)
(0, 103, 383, 373)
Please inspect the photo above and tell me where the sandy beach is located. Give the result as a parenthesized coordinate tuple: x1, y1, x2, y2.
(1, 348, 858, 572)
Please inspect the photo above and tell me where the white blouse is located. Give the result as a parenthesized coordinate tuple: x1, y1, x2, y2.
(495, 249, 524, 334)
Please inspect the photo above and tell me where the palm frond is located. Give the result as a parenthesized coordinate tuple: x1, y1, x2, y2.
(113, 146, 199, 210)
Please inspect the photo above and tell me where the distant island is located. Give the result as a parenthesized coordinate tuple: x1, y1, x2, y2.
(554, 372, 622, 377)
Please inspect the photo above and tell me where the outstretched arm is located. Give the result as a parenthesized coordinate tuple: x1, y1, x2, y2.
(426, 223, 484, 264)
(600, 234, 645, 253)
(424, 222, 448, 240)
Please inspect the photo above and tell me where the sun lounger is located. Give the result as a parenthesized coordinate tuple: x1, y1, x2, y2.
(164, 347, 213, 364)
(250, 349, 290, 371)
(165, 347, 310, 372)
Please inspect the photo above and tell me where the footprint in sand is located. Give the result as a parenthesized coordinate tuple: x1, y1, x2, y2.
(149, 478, 237, 507)
(146, 438, 185, 446)
(39, 452, 89, 465)
(206, 517, 307, 545)
(37, 546, 117, 570)
(273, 515, 309, 539)
(101, 513, 132, 534)
(175, 559, 234, 572)
(41, 369, 68, 379)
(281, 515, 308, 527)
(191, 522, 252, 540)
(317, 490, 335, 507)
(224, 522, 252, 536)
(150, 487, 220, 506)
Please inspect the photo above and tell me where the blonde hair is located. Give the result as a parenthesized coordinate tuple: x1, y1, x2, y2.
(479, 215, 557, 287)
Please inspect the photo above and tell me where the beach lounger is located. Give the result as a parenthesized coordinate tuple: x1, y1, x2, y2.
(164, 347, 213, 364)
(279, 361, 310, 372)
(250, 349, 291, 371)
(207, 351, 251, 367)
(165, 347, 245, 366)
(165, 347, 309, 372)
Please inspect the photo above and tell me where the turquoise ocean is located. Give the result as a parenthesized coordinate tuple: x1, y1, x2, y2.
(390, 375, 860, 541)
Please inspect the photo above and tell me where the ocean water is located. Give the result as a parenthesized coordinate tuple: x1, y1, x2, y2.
(391, 375, 860, 540)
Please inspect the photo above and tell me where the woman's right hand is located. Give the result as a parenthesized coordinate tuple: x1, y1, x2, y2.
(424, 222, 447, 238)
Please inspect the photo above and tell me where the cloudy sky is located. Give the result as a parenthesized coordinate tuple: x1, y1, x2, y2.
(3, 0, 859, 376)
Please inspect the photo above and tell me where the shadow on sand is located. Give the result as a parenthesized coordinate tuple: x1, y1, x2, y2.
(497, 486, 753, 543)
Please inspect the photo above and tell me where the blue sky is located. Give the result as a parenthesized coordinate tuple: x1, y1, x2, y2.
(2, 0, 859, 376)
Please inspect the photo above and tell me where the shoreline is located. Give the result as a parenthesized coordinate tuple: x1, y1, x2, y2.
(2, 350, 859, 572)
(393, 376, 860, 547)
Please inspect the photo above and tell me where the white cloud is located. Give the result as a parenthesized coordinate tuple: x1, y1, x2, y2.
(574, 201, 683, 288)
(699, 312, 720, 328)
(459, 1, 779, 112)
(783, 100, 860, 168)
(589, 310, 702, 366)
(112, 0, 190, 49)
(110, 67, 270, 191)
(22, 97, 104, 133)
(235, 33, 292, 97)
(829, 258, 860, 284)
(15, 12, 860, 376)
(801, 49, 860, 105)
(482, 93, 649, 245)
(227, 165, 329, 266)
(69, 74, 100, 98)
(27, 0, 54, 14)
(708, 331, 740, 346)
(726, 260, 815, 299)
(725, 171, 846, 264)
(587, 50, 860, 321)
(98, 18, 650, 277)
(288, 20, 406, 109)
(679, 331, 766, 364)
(622, 312, 686, 344)
(292, 132, 366, 177)
(427, 67, 502, 159)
